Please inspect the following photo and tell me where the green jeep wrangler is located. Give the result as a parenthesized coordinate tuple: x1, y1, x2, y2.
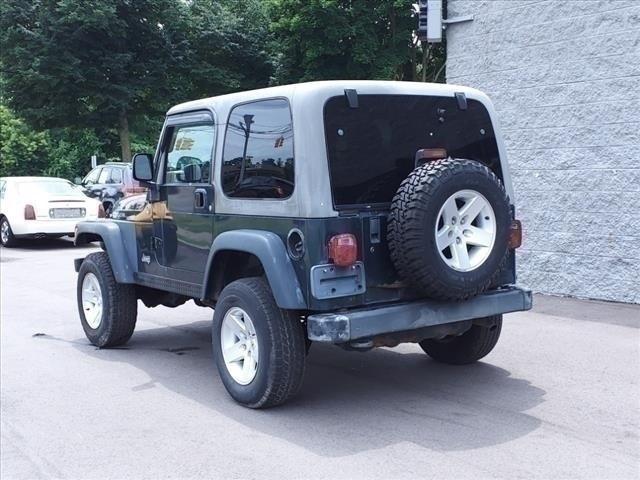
(74, 80, 531, 408)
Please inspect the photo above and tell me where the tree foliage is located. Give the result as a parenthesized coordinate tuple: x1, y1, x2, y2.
(0, 0, 445, 179)
(0, 105, 50, 176)
(267, 0, 444, 84)
(0, 105, 105, 178)
(0, 0, 271, 161)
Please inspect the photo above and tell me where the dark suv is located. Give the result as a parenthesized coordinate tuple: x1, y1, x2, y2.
(81, 162, 145, 216)
(73, 81, 531, 408)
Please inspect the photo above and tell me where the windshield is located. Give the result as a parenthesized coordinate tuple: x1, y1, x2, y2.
(324, 94, 499, 207)
(18, 180, 84, 197)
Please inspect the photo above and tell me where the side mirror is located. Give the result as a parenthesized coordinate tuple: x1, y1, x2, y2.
(132, 153, 154, 182)
(183, 163, 202, 183)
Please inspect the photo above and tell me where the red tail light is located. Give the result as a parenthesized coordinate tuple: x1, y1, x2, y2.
(98, 204, 106, 218)
(24, 204, 36, 220)
(509, 219, 522, 249)
(328, 234, 358, 267)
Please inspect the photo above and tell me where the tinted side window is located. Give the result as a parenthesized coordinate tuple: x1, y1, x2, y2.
(164, 124, 214, 184)
(98, 167, 110, 184)
(84, 167, 101, 185)
(110, 167, 123, 184)
(222, 99, 294, 199)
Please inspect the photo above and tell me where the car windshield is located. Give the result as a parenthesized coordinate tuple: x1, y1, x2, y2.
(324, 94, 499, 207)
(18, 180, 84, 197)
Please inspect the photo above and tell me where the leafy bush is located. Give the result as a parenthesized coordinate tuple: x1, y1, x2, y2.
(0, 105, 50, 176)
(1, 105, 105, 180)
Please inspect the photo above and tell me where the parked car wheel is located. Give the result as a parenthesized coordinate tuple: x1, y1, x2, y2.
(0, 217, 18, 247)
(77, 252, 138, 347)
(388, 158, 511, 300)
(212, 277, 306, 408)
(420, 315, 502, 365)
(103, 201, 114, 218)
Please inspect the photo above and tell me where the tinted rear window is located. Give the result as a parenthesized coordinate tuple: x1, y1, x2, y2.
(18, 180, 83, 197)
(324, 94, 499, 207)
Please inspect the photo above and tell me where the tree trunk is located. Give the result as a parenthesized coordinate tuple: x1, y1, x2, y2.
(117, 109, 132, 162)
(411, 38, 418, 81)
(421, 44, 431, 82)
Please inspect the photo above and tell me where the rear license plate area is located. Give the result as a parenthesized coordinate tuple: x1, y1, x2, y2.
(50, 208, 84, 218)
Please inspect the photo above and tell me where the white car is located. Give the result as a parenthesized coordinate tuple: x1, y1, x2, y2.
(0, 176, 104, 247)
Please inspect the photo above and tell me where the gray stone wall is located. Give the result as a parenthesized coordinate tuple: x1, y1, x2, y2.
(446, 0, 640, 303)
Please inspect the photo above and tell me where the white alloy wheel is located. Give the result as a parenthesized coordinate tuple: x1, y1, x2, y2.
(220, 307, 259, 385)
(435, 189, 496, 272)
(0, 220, 9, 245)
(81, 272, 103, 329)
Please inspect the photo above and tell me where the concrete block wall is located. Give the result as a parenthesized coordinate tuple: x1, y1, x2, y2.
(446, 0, 640, 303)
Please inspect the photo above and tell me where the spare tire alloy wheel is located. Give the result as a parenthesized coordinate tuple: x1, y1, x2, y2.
(436, 189, 496, 272)
(388, 158, 511, 300)
(220, 307, 259, 385)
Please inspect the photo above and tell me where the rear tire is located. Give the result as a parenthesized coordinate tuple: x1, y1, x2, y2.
(77, 252, 137, 347)
(419, 315, 502, 365)
(212, 277, 306, 408)
(0, 217, 18, 247)
(103, 202, 114, 218)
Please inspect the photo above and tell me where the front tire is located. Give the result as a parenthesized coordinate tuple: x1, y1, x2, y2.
(419, 315, 502, 365)
(0, 217, 18, 247)
(77, 252, 138, 347)
(212, 277, 306, 408)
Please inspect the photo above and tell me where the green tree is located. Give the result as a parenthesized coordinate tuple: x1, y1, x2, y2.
(0, 0, 192, 162)
(183, 0, 272, 96)
(45, 129, 105, 180)
(0, 105, 50, 176)
(1, 0, 273, 162)
(266, 0, 444, 84)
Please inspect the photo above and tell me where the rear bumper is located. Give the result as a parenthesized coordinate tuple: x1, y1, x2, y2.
(13, 218, 97, 236)
(307, 286, 532, 344)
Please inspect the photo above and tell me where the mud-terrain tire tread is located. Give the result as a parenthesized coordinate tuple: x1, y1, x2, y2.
(212, 277, 306, 409)
(77, 251, 137, 347)
(388, 158, 510, 300)
(420, 316, 502, 365)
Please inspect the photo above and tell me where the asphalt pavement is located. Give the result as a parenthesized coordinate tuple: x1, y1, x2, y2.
(1, 239, 639, 479)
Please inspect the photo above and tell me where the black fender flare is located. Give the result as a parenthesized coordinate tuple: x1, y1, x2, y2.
(74, 221, 138, 283)
(203, 230, 306, 309)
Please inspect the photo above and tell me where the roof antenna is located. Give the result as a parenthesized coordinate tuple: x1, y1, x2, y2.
(344, 89, 359, 108)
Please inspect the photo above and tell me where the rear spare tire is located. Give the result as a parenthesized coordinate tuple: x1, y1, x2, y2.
(388, 158, 510, 300)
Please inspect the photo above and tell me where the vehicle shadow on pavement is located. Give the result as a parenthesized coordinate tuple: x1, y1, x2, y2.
(73, 320, 546, 457)
(2, 238, 87, 250)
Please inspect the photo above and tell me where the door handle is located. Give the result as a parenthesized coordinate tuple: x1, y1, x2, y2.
(194, 189, 207, 209)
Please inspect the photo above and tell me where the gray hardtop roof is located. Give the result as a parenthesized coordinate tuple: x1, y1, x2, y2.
(166, 80, 491, 118)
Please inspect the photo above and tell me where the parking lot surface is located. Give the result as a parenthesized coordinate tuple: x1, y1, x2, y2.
(1, 239, 639, 479)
